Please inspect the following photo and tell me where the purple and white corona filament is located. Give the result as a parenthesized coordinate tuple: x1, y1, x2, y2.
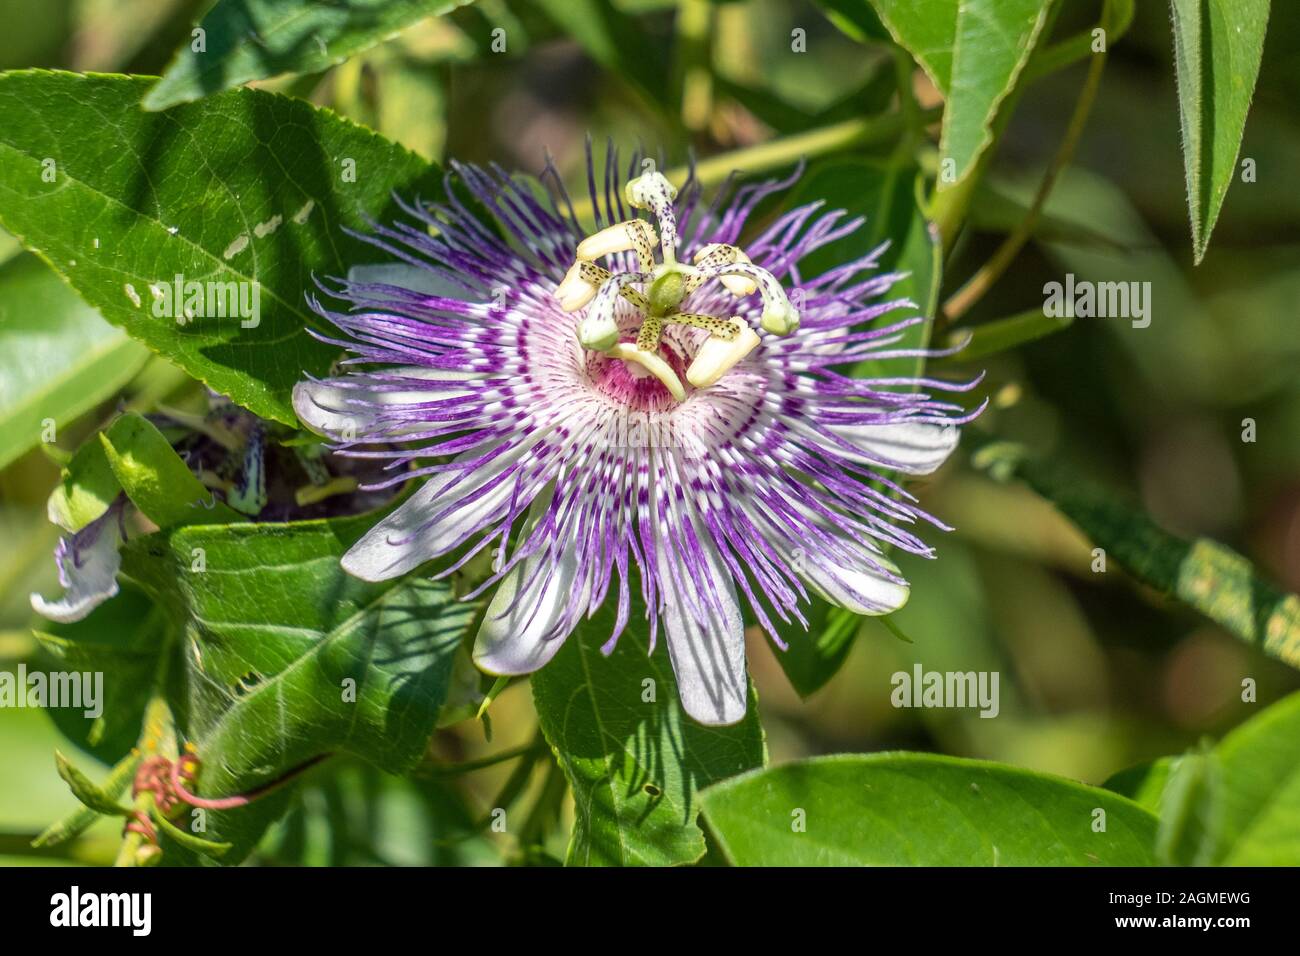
(293, 147, 981, 725)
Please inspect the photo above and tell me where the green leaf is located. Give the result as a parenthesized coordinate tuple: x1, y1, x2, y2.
(784, 158, 940, 380)
(767, 599, 861, 699)
(944, 306, 1074, 362)
(0, 70, 446, 425)
(1103, 757, 1173, 814)
(1103, 692, 1300, 865)
(121, 516, 478, 859)
(144, 0, 477, 111)
(532, 0, 669, 107)
(1151, 747, 1221, 866)
(54, 751, 132, 816)
(700, 753, 1159, 865)
(971, 438, 1300, 672)
(814, 0, 890, 43)
(1027, 167, 1229, 403)
(33, 583, 167, 761)
(532, 604, 766, 866)
(1169, 0, 1270, 262)
(1210, 689, 1300, 864)
(865, 0, 1053, 188)
(100, 412, 242, 526)
(46, 435, 121, 532)
(968, 176, 1132, 252)
(151, 810, 233, 858)
(32, 749, 141, 849)
(0, 253, 148, 471)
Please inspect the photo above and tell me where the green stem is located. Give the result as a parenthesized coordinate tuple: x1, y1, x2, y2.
(566, 110, 939, 226)
(516, 756, 567, 852)
(942, 2, 1111, 323)
(672, 110, 938, 189)
(890, 45, 924, 161)
(295, 475, 358, 506)
(465, 728, 547, 829)
(940, 306, 1075, 362)
(422, 740, 546, 776)
(1023, 0, 1134, 83)
(930, 175, 980, 251)
(929, 0, 1069, 249)
(113, 639, 176, 868)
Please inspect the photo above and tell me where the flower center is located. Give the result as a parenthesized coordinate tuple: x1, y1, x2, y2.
(554, 170, 801, 401)
(585, 331, 692, 413)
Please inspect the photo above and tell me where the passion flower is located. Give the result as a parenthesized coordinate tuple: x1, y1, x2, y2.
(293, 145, 980, 725)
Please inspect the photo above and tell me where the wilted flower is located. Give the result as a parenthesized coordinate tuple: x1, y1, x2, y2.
(30, 496, 128, 624)
(294, 145, 981, 725)
(31, 397, 393, 624)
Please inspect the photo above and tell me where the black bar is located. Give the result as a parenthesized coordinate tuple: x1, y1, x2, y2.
(0, 865, 1282, 941)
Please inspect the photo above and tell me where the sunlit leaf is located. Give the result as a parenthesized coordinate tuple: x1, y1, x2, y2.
(864, 0, 1053, 187)
(0, 254, 147, 471)
(700, 753, 1159, 865)
(100, 413, 243, 527)
(120, 516, 479, 860)
(532, 602, 766, 867)
(144, 0, 477, 111)
(0, 71, 445, 425)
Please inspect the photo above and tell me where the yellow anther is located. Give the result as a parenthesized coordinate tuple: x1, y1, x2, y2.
(686, 321, 760, 388)
(693, 244, 757, 296)
(578, 312, 620, 351)
(576, 220, 658, 264)
(607, 342, 686, 401)
(556, 262, 599, 312)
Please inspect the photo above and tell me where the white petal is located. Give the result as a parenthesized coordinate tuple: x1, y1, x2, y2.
(828, 420, 960, 475)
(30, 510, 124, 624)
(751, 500, 910, 617)
(473, 493, 589, 675)
(797, 549, 909, 617)
(293, 367, 475, 440)
(341, 442, 518, 581)
(657, 525, 747, 726)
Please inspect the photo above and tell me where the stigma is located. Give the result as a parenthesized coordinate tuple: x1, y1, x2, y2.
(556, 169, 800, 401)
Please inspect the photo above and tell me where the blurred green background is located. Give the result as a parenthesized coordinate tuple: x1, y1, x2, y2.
(1, 0, 1297, 865)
